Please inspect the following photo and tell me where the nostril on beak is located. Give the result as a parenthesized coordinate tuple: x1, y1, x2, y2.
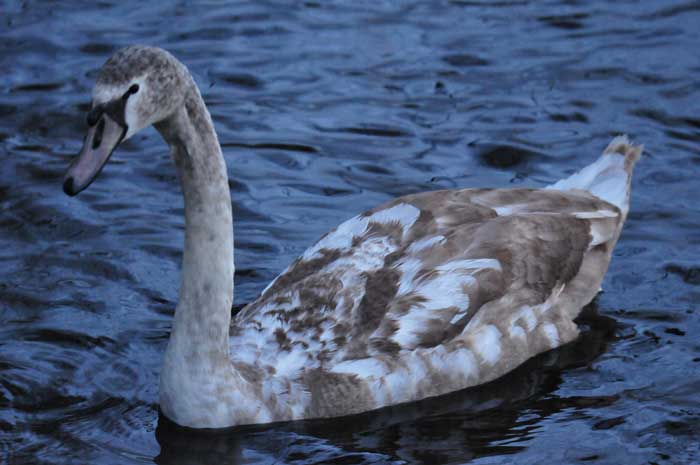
(63, 177, 76, 196)
(92, 118, 105, 149)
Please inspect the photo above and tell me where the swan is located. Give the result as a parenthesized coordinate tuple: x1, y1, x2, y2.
(62, 45, 641, 429)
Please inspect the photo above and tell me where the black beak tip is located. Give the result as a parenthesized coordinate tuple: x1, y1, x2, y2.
(63, 177, 78, 196)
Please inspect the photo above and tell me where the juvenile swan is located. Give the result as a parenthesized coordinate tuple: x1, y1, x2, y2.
(63, 46, 641, 428)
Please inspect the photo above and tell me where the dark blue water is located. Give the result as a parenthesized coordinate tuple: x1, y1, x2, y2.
(1, 1, 699, 464)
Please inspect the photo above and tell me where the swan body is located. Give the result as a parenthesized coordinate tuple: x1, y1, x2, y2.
(63, 46, 641, 429)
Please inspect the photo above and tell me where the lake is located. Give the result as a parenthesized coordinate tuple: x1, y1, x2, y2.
(1, 1, 699, 464)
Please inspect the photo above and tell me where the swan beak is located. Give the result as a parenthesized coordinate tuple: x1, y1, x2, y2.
(63, 114, 126, 196)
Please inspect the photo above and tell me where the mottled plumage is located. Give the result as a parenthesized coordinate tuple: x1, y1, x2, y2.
(64, 46, 641, 429)
(231, 144, 638, 421)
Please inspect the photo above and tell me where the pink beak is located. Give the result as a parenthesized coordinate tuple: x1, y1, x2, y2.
(63, 113, 125, 196)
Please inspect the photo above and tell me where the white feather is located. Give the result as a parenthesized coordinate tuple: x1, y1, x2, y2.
(541, 323, 560, 347)
(392, 271, 473, 347)
(513, 306, 537, 331)
(493, 204, 524, 216)
(392, 258, 501, 346)
(547, 152, 628, 211)
(303, 215, 369, 260)
(331, 358, 388, 379)
(573, 210, 618, 219)
(429, 346, 478, 383)
(395, 258, 424, 295)
(509, 325, 527, 340)
(369, 203, 421, 235)
(471, 325, 502, 365)
(302, 203, 420, 261)
(436, 258, 501, 272)
(407, 235, 446, 253)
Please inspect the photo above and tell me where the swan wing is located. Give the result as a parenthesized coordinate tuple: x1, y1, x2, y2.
(231, 188, 620, 374)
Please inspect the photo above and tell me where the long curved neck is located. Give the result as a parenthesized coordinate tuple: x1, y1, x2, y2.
(155, 82, 234, 368)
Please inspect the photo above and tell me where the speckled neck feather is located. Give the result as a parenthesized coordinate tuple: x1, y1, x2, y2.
(158, 74, 233, 347)
(152, 74, 254, 426)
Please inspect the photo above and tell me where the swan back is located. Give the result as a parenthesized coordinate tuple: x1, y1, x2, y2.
(232, 171, 635, 419)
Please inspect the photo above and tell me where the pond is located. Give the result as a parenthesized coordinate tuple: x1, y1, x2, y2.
(1, 1, 699, 464)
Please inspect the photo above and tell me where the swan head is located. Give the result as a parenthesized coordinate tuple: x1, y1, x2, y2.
(63, 45, 188, 196)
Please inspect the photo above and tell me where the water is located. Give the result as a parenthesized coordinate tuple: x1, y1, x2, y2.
(1, 1, 699, 463)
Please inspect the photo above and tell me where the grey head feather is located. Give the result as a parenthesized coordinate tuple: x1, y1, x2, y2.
(97, 45, 183, 87)
(94, 46, 192, 130)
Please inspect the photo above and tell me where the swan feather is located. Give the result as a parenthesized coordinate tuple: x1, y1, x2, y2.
(232, 179, 636, 418)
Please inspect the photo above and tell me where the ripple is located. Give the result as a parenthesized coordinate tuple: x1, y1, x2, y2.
(642, 1, 700, 19)
(319, 125, 414, 138)
(442, 53, 490, 67)
(11, 82, 64, 93)
(665, 264, 700, 285)
(216, 72, 265, 89)
(223, 141, 320, 154)
(474, 144, 545, 169)
(537, 13, 588, 30)
(17, 328, 115, 350)
(79, 43, 115, 55)
(549, 111, 589, 123)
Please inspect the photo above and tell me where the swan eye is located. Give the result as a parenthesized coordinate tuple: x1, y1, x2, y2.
(129, 84, 139, 95)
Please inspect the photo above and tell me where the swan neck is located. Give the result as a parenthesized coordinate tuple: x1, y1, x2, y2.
(155, 83, 234, 364)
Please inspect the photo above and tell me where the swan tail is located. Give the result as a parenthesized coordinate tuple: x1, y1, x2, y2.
(547, 135, 643, 213)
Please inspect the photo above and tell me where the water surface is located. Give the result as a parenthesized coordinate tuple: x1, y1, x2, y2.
(1, 1, 699, 464)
